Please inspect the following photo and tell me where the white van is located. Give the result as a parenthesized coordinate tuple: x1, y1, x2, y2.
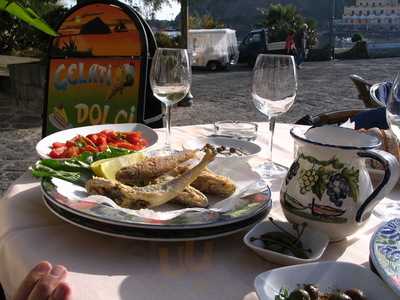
(188, 29, 239, 71)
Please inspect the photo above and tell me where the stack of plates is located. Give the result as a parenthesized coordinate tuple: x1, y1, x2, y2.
(38, 123, 272, 241)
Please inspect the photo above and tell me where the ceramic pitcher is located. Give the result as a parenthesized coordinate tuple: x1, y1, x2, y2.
(281, 126, 400, 241)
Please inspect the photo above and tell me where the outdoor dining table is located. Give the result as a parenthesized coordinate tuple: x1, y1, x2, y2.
(0, 122, 390, 300)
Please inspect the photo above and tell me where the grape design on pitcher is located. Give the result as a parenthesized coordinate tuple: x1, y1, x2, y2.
(285, 160, 299, 185)
(299, 168, 319, 194)
(326, 174, 352, 207)
(283, 153, 359, 224)
(291, 154, 359, 207)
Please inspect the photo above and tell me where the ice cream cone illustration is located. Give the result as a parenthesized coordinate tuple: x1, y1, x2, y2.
(49, 105, 73, 130)
(107, 63, 135, 100)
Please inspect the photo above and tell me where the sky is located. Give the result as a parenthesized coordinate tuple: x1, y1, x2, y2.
(62, 0, 180, 20)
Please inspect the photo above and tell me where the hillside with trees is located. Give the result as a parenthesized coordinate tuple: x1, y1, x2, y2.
(187, 0, 355, 38)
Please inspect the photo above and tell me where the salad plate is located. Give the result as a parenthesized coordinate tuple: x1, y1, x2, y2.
(370, 218, 400, 297)
(36, 123, 159, 159)
(40, 157, 272, 241)
(255, 261, 398, 300)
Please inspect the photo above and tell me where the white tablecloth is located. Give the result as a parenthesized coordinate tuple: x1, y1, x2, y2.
(0, 123, 387, 300)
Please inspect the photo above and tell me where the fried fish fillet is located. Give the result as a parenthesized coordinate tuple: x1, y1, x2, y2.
(173, 185, 208, 208)
(152, 174, 208, 208)
(86, 147, 216, 209)
(116, 149, 197, 186)
(175, 165, 236, 198)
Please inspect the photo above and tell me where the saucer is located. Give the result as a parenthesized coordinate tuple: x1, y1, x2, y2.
(183, 136, 261, 160)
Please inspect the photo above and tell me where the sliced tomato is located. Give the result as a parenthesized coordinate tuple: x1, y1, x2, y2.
(49, 146, 66, 158)
(130, 144, 143, 151)
(66, 140, 76, 147)
(97, 143, 108, 152)
(86, 134, 98, 143)
(110, 141, 134, 150)
(104, 130, 118, 142)
(65, 146, 80, 158)
(52, 142, 65, 149)
(49, 130, 148, 158)
(80, 145, 97, 153)
(126, 132, 140, 144)
(96, 134, 107, 146)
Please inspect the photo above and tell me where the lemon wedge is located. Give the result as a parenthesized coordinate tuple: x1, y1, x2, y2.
(91, 152, 145, 180)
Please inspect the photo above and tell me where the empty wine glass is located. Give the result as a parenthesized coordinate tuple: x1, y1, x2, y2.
(374, 72, 400, 220)
(150, 48, 191, 154)
(252, 54, 298, 179)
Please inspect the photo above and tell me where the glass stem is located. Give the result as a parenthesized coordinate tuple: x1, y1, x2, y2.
(164, 104, 172, 151)
(268, 117, 276, 163)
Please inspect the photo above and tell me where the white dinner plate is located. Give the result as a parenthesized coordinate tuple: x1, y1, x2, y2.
(255, 261, 398, 300)
(36, 123, 158, 159)
(41, 158, 272, 240)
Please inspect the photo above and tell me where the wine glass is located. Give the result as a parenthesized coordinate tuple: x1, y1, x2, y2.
(150, 48, 191, 154)
(374, 72, 400, 220)
(252, 54, 298, 179)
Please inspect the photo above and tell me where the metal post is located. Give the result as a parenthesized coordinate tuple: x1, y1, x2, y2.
(329, 0, 336, 60)
(180, 0, 188, 49)
(178, 0, 193, 106)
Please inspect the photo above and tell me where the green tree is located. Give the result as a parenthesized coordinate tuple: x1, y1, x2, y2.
(154, 32, 180, 47)
(189, 14, 224, 29)
(305, 18, 318, 48)
(351, 33, 363, 43)
(0, 0, 67, 56)
(259, 3, 318, 47)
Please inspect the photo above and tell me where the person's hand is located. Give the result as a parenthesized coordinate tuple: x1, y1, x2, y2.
(13, 261, 71, 300)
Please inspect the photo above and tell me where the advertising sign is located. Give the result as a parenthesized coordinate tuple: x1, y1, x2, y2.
(46, 58, 141, 134)
(44, 2, 148, 135)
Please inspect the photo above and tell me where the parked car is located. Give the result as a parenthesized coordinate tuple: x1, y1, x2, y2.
(188, 29, 239, 71)
(238, 29, 286, 66)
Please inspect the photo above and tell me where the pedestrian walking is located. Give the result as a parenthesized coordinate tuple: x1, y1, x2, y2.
(285, 30, 297, 56)
(295, 23, 308, 69)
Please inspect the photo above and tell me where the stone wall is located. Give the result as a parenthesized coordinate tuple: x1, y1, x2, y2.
(8, 61, 47, 116)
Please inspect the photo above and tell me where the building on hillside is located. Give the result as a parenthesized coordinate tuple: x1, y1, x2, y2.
(335, 0, 400, 36)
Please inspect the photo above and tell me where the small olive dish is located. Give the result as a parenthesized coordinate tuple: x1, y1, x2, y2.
(243, 218, 329, 266)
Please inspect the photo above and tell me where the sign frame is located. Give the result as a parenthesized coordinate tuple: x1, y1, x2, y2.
(42, 0, 162, 137)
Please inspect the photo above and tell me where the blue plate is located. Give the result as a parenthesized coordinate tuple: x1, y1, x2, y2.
(370, 218, 400, 297)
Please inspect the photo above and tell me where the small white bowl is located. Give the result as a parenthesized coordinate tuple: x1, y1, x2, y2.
(182, 137, 261, 159)
(255, 261, 398, 300)
(243, 220, 329, 266)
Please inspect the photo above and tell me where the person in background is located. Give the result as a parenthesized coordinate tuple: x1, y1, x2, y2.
(12, 261, 71, 300)
(295, 23, 308, 69)
(285, 30, 296, 57)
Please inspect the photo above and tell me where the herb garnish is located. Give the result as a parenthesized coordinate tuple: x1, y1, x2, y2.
(250, 218, 312, 259)
(31, 147, 135, 186)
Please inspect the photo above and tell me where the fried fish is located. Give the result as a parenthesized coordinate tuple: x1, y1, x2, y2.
(116, 149, 198, 186)
(152, 174, 208, 208)
(173, 185, 208, 208)
(86, 147, 216, 209)
(175, 165, 236, 198)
